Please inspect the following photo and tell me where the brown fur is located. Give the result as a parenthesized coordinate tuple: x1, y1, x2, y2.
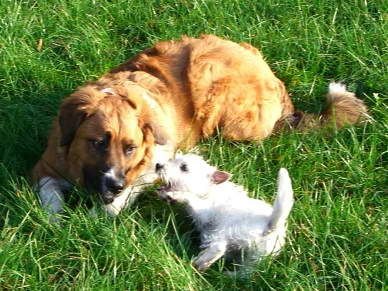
(275, 86, 368, 131)
(32, 35, 368, 198)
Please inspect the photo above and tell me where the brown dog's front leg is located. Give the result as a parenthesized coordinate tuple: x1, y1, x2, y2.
(37, 177, 70, 223)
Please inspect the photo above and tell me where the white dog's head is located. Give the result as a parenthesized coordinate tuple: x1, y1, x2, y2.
(155, 154, 230, 199)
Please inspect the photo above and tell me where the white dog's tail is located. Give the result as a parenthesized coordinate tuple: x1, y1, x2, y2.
(266, 168, 294, 233)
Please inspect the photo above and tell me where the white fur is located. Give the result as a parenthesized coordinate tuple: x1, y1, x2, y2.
(104, 168, 116, 179)
(37, 176, 70, 223)
(156, 154, 294, 275)
(328, 82, 347, 95)
(103, 186, 135, 216)
(265, 168, 294, 235)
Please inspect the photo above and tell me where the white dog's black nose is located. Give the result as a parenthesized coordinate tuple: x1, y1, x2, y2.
(155, 163, 164, 172)
(155, 163, 164, 171)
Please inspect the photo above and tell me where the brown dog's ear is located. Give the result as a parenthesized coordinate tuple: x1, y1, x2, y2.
(142, 120, 170, 145)
(211, 171, 230, 184)
(138, 92, 171, 145)
(58, 96, 90, 147)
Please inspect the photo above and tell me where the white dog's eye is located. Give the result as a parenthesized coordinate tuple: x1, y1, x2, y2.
(180, 163, 188, 172)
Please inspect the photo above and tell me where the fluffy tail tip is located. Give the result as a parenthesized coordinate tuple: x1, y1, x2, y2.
(325, 81, 369, 125)
(328, 82, 348, 95)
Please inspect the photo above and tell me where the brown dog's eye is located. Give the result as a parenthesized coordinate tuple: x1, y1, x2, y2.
(125, 145, 136, 156)
(90, 133, 111, 153)
(92, 139, 104, 148)
(90, 139, 108, 152)
(180, 163, 188, 172)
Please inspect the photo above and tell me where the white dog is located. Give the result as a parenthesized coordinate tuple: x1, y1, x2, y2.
(155, 154, 294, 274)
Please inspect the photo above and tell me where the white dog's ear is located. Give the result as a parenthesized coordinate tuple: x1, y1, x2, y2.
(211, 171, 230, 184)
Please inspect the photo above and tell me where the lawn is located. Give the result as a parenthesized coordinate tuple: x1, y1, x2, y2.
(0, 0, 386, 290)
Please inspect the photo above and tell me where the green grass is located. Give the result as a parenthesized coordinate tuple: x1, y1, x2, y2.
(0, 0, 387, 289)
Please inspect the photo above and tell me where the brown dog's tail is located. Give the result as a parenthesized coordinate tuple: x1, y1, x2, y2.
(276, 82, 369, 132)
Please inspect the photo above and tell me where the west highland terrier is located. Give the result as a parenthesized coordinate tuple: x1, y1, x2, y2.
(155, 154, 294, 274)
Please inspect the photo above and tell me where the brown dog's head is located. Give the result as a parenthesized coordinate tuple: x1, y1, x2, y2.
(58, 84, 169, 204)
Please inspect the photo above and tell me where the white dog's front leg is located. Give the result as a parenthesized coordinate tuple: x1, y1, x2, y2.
(37, 177, 69, 223)
(193, 241, 227, 271)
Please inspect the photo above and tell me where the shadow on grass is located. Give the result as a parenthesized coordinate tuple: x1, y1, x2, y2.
(0, 87, 74, 177)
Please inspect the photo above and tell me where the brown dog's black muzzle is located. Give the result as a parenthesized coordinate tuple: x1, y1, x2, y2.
(83, 165, 126, 204)
(105, 174, 125, 194)
(100, 171, 125, 204)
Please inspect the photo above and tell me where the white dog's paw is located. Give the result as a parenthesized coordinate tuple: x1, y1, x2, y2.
(193, 258, 211, 272)
(47, 213, 62, 224)
(223, 269, 253, 278)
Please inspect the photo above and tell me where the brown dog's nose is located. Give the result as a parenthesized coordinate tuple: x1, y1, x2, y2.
(105, 176, 125, 194)
(155, 163, 164, 171)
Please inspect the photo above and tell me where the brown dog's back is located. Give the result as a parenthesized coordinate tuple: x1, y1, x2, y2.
(107, 35, 295, 146)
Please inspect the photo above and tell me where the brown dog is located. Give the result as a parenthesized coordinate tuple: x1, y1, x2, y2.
(32, 35, 368, 220)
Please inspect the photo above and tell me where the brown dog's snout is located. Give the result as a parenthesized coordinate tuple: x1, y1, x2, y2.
(102, 192, 115, 204)
(102, 174, 125, 204)
(105, 174, 125, 194)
